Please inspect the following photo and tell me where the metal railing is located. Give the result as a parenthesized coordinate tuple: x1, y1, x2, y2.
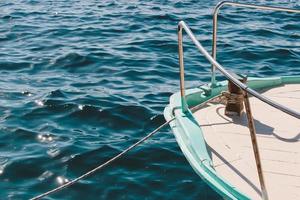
(177, 20, 300, 118)
(178, 3, 300, 199)
(211, 1, 300, 85)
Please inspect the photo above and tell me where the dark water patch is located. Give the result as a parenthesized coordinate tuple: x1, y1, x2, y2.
(68, 104, 151, 130)
(66, 144, 118, 176)
(28, 42, 64, 52)
(11, 128, 37, 142)
(247, 28, 284, 38)
(51, 53, 97, 72)
(0, 61, 31, 71)
(120, 69, 153, 81)
(2, 157, 45, 181)
(143, 92, 173, 103)
(112, 105, 152, 123)
(218, 14, 244, 24)
(47, 89, 66, 99)
(281, 23, 300, 30)
(12, 24, 42, 32)
(1, 15, 13, 21)
(127, 39, 178, 52)
(45, 28, 73, 37)
(265, 48, 300, 60)
(42, 100, 77, 113)
(70, 80, 104, 88)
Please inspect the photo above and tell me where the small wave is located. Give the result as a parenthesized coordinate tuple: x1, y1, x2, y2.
(2, 157, 45, 180)
(247, 28, 283, 37)
(47, 89, 66, 98)
(0, 61, 31, 71)
(51, 53, 97, 71)
(66, 144, 118, 175)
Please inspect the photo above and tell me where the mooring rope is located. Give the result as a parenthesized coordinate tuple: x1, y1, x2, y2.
(30, 93, 223, 200)
(30, 117, 175, 200)
(221, 91, 244, 104)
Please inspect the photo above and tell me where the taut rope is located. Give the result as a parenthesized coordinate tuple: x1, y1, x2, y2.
(30, 93, 223, 200)
(30, 118, 175, 200)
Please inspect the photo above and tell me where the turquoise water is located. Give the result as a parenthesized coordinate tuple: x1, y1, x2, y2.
(0, 0, 299, 199)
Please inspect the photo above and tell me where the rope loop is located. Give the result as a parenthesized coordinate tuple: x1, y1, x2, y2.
(221, 91, 244, 104)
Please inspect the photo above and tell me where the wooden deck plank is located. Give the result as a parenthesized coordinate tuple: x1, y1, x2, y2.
(194, 84, 300, 200)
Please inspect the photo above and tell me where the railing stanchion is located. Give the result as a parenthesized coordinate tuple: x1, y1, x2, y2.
(243, 91, 269, 200)
(178, 24, 188, 113)
(211, 4, 220, 87)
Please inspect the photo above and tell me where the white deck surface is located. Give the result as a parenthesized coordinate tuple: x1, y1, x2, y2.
(193, 84, 300, 200)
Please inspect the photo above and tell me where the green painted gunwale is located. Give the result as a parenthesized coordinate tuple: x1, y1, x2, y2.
(164, 75, 300, 200)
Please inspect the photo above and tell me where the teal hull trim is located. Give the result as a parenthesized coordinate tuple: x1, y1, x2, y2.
(164, 76, 300, 200)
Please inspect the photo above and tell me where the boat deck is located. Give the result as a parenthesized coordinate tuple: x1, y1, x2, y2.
(193, 84, 300, 200)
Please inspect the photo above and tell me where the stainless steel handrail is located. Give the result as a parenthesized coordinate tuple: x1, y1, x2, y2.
(211, 1, 300, 85)
(177, 20, 300, 119)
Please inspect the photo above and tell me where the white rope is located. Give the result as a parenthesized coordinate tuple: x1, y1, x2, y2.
(30, 117, 175, 200)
